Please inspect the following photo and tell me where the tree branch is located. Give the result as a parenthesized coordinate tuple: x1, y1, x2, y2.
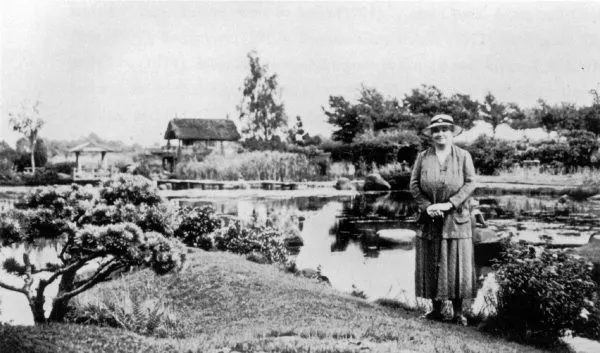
(55, 261, 124, 302)
(71, 257, 116, 289)
(58, 237, 76, 263)
(42, 255, 95, 287)
(0, 280, 27, 295)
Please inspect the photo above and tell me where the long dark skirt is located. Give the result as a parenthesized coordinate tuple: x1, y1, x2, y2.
(415, 236, 476, 300)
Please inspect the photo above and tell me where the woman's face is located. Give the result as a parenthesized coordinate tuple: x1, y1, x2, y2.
(431, 125, 454, 146)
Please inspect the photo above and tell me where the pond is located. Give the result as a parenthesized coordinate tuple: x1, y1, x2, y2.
(175, 191, 600, 309)
(2, 190, 600, 325)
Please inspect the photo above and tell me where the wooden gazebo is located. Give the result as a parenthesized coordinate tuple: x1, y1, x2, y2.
(69, 141, 115, 178)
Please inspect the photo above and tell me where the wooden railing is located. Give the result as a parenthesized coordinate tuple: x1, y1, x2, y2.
(0, 199, 16, 212)
(73, 168, 114, 180)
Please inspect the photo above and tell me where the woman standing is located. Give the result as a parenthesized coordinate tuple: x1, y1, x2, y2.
(409, 114, 477, 325)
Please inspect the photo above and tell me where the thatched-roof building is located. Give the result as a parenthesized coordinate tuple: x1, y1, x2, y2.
(154, 118, 241, 172)
(164, 119, 240, 144)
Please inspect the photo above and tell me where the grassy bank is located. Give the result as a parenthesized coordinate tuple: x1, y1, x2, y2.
(1, 249, 560, 353)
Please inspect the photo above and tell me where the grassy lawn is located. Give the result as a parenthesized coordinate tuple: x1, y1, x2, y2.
(1, 249, 569, 353)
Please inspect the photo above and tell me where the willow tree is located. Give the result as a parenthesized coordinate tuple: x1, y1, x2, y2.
(237, 52, 288, 142)
(8, 100, 45, 173)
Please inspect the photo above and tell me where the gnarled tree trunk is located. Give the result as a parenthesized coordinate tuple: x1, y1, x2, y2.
(48, 270, 76, 322)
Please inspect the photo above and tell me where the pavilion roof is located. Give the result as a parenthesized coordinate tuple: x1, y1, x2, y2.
(69, 141, 115, 153)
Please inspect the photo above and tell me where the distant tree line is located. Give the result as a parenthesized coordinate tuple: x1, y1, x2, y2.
(322, 84, 600, 175)
(236, 49, 600, 176)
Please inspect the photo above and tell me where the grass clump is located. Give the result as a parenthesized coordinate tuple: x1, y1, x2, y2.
(175, 150, 317, 181)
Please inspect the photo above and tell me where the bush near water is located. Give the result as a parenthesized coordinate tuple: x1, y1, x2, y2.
(487, 242, 600, 344)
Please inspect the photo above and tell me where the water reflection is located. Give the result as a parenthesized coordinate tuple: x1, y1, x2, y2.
(182, 191, 600, 309)
(4, 191, 600, 325)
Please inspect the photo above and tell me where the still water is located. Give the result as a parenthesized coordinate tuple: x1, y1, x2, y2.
(177, 191, 600, 308)
(2, 191, 600, 325)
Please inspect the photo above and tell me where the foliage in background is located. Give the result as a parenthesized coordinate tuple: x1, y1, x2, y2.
(322, 130, 421, 175)
(457, 136, 517, 175)
(375, 162, 412, 189)
(402, 84, 480, 131)
(45, 161, 77, 175)
(237, 51, 288, 142)
(13, 138, 48, 172)
(324, 85, 411, 143)
(8, 100, 45, 174)
(175, 150, 316, 181)
(0, 175, 186, 323)
(488, 242, 599, 345)
(480, 92, 525, 136)
(286, 115, 322, 147)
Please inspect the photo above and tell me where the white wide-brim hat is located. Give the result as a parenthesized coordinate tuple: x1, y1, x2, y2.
(422, 114, 463, 137)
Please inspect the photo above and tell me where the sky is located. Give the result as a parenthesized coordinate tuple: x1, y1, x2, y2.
(1, 1, 599, 147)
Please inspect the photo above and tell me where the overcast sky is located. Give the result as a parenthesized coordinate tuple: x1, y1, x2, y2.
(1, 1, 599, 147)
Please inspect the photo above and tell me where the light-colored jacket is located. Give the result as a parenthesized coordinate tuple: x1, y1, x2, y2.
(409, 145, 477, 239)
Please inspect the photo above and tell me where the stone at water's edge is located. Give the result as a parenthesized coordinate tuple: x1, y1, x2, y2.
(473, 227, 505, 267)
(587, 194, 600, 201)
(574, 237, 600, 285)
(335, 177, 355, 191)
(246, 251, 269, 264)
(363, 173, 391, 192)
(473, 227, 498, 244)
(377, 229, 416, 244)
(284, 234, 304, 248)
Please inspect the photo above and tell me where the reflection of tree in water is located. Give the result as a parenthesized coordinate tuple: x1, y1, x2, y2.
(340, 192, 419, 220)
(294, 196, 347, 212)
(331, 192, 420, 256)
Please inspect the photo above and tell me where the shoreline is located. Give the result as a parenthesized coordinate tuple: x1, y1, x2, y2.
(1, 180, 596, 200)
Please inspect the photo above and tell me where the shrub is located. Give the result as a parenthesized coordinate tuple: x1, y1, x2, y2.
(79, 202, 176, 236)
(46, 161, 77, 175)
(329, 162, 356, 179)
(13, 138, 48, 172)
(564, 130, 600, 170)
(213, 219, 289, 264)
(519, 141, 570, 168)
(489, 242, 599, 344)
(99, 174, 162, 206)
(0, 156, 17, 184)
(460, 135, 517, 175)
(16, 184, 94, 218)
(20, 168, 69, 186)
(173, 206, 221, 250)
(376, 162, 411, 190)
(321, 131, 421, 174)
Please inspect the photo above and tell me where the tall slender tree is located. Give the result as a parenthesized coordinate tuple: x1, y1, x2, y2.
(237, 52, 287, 142)
(8, 100, 45, 173)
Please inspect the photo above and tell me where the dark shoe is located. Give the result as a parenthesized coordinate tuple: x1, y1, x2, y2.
(452, 315, 468, 326)
(421, 311, 444, 321)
